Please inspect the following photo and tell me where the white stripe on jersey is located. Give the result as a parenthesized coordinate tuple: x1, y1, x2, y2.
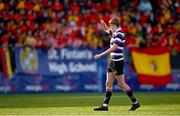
(117, 47, 124, 50)
(110, 57, 124, 61)
(113, 31, 125, 36)
(114, 38, 125, 43)
(110, 53, 123, 56)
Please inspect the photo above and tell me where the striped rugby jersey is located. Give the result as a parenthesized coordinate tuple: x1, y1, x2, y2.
(109, 28, 125, 61)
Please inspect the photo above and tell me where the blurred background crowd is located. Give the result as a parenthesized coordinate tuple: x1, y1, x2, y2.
(0, 0, 179, 50)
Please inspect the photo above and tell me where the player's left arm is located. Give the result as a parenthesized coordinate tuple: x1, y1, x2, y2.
(94, 44, 118, 60)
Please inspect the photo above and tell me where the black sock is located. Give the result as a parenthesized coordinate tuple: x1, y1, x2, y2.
(126, 90, 137, 103)
(103, 89, 112, 105)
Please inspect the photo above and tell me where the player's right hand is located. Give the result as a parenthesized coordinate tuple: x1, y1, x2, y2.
(94, 54, 101, 60)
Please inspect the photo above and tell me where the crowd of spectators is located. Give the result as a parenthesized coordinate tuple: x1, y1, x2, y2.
(0, 0, 179, 50)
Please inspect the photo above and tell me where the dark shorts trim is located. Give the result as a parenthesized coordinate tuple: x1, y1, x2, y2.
(107, 60, 124, 75)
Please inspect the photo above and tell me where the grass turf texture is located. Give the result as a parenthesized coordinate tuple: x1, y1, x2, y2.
(0, 92, 180, 115)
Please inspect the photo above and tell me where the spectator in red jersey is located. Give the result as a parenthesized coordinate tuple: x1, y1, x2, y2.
(52, 0, 63, 11)
(172, 34, 180, 53)
(160, 33, 169, 47)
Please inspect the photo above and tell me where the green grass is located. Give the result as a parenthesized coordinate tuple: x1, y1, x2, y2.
(0, 92, 180, 115)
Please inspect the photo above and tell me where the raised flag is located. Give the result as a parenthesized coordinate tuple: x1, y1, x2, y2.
(131, 47, 171, 86)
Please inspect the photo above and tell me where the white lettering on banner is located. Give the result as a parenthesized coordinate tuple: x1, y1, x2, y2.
(0, 86, 11, 92)
(26, 85, 42, 92)
(48, 62, 68, 74)
(55, 85, 71, 91)
(166, 84, 180, 90)
(61, 48, 93, 60)
(69, 62, 97, 73)
(140, 85, 154, 90)
(48, 62, 97, 74)
(48, 48, 59, 60)
(84, 84, 98, 91)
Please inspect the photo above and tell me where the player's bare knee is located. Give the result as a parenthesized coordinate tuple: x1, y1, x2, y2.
(117, 80, 124, 86)
(105, 81, 110, 87)
(118, 81, 126, 88)
(106, 81, 112, 88)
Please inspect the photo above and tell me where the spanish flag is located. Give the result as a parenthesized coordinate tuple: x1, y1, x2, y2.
(131, 47, 171, 86)
(0, 47, 13, 79)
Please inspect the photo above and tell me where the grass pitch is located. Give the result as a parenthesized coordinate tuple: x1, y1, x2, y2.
(0, 92, 180, 115)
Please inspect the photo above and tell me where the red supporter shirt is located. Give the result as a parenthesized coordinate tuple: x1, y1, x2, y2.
(140, 14, 149, 24)
(172, 38, 180, 52)
(112, 0, 119, 9)
(20, 24, 28, 33)
(160, 35, 169, 47)
(15, 14, 24, 22)
(70, 4, 80, 12)
(125, 37, 136, 47)
(1, 35, 9, 44)
(52, 2, 63, 11)
(24, 3, 33, 10)
(89, 13, 99, 23)
(3, 13, 14, 20)
(27, 13, 35, 21)
(27, 22, 36, 31)
(4, 4, 10, 11)
(92, 3, 104, 13)
(103, 14, 111, 24)
(42, 0, 48, 7)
